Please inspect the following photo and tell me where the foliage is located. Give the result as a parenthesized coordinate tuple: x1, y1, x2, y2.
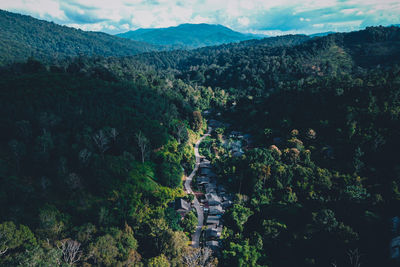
(1, 19, 400, 267)
(148, 254, 171, 267)
(181, 210, 197, 234)
(223, 239, 261, 267)
(0, 10, 161, 65)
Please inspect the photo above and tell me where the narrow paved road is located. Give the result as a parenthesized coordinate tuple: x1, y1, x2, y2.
(184, 127, 212, 248)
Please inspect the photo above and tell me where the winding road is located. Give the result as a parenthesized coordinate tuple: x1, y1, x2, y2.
(184, 127, 212, 248)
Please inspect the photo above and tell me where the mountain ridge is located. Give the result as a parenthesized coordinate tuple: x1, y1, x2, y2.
(117, 23, 266, 48)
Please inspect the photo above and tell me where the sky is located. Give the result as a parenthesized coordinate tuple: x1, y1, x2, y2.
(1, 0, 400, 36)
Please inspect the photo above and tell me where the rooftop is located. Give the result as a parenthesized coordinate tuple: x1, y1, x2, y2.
(175, 198, 190, 211)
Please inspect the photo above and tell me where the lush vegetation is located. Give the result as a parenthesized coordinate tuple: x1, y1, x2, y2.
(0, 10, 162, 65)
(0, 58, 218, 266)
(191, 28, 400, 267)
(1, 9, 400, 266)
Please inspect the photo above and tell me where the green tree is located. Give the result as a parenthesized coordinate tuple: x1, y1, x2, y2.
(158, 161, 183, 188)
(223, 239, 261, 267)
(164, 208, 183, 231)
(37, 204, 69, 240)
(0, 221, 36, 254)
(192, 111, 203, 132)
(89, 234, 119, 266)
(225, 204, 253, 232)
(313, 209, 338, 232)
(148, 254, 171, 267)
(181, 211, 197, 234)
(262, 219, 287, 241)
(15, 246, 62, 267)
(161, 230, 189, 262)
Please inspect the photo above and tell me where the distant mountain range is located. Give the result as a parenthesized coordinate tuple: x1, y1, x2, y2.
(0, 9, 161, 64)
(116, 23, 266, 49)
(2, 9, 397, 66)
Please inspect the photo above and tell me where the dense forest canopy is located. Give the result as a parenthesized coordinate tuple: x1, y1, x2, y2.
(0, 10, 163, 65)
(0, 9, 400, 267)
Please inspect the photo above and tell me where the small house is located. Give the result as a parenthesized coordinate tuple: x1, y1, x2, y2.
(200, 168, 216, 177)
(205, 183, 217, 193)
(207, 215, 221, 220)
(201, 158, 211, 164)
(200, 161, 212, 169)
(206, 215, 221, 226)
(205, 193, 221, 206)
(206, 217, 220, 226)
(209, 205, 224, 215)
(175, 198, 190, 214)
(197, 176, 210, 185)
(206, 225, 223, 239)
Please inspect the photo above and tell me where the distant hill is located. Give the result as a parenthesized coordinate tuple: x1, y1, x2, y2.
(0, 9, 161, 64)
(129, 26, 400, 91)
(117, 23, 266, 48)
(309, 31, 336, 37)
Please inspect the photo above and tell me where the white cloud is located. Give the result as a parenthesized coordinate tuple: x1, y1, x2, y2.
(131, 10, 156, 28)
(341, 8, 358, 14)
(0, 0, 399, 34)
(312, 23, 324, 28)
(191, 15, 212, 24)
(1, 0, 66, 20)
(238, 17, 250, 26)
(121, 23, 130, 30)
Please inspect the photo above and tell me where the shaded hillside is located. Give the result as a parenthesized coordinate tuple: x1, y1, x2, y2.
(131, 34, 310, 70)
(0, 58, 216, 265)
(117, 23, 265, 48)
(128, 26, 400, 97)
(0, 10, 161, 65)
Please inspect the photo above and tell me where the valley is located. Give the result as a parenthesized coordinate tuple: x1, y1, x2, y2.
(0, 7, 400, 267)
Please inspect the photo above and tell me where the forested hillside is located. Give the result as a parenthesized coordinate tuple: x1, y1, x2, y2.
(0, 58, 223, 266)
(0, 10, 161, 65)
(128, 26, 400, 266)
(0, 11, 400, 266)
(131, 26, 400, 97)
(205, 64, 400, 266)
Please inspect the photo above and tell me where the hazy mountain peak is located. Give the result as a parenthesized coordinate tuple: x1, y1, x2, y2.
(117, 23, 266, 48)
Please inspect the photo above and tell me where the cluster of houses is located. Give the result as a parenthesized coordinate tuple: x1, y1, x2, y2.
(197, 157, 233, 251)
(173, 156, 233, 251)
(224, 131, 253, 157)
(173, 123, 255, 252)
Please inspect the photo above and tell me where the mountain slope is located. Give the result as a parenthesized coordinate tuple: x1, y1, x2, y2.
(309, 31, 336, 37)
(0, 10, 161, 64)
(117, 23, 265, 48)
(133, 26, 400, 86)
